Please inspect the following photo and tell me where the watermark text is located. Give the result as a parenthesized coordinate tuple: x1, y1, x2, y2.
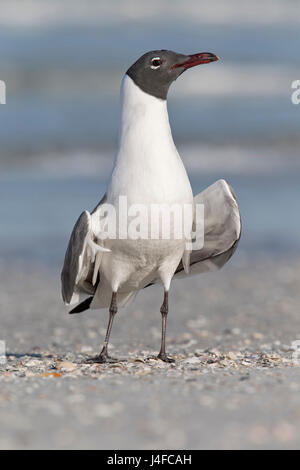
(0, 80, 6, 104)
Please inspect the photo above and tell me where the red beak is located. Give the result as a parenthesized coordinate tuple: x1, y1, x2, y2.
(171, 52, 219, 70)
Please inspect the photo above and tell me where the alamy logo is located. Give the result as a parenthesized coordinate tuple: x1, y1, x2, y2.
(92, 198, 205, 251)
(291, 80, 300, 105)
(0, 80, 6, 104)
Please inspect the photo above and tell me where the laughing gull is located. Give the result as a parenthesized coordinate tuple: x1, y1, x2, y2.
(61, 50, 241, 363)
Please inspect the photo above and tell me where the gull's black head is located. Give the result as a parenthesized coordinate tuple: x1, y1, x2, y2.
(126, 49, 219, 100)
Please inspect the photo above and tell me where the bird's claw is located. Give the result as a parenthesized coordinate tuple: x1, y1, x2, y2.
(84, 354, 119, 364)
(157, 353, 175, 363)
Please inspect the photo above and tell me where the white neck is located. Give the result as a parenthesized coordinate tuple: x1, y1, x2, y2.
(117, 74, 177, 161)
(107, 74, 192, 205)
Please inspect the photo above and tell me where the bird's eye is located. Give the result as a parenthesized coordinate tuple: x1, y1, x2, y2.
(151, 57, 162, 69)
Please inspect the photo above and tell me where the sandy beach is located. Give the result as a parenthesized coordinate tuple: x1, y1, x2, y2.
(1, 254, 300, 449)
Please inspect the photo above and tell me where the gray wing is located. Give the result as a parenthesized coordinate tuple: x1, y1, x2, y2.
(61, 195, 109, 305)
(174, 179, 241, 278)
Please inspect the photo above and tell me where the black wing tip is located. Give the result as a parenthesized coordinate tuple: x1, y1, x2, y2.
(69, 296, 93, 314)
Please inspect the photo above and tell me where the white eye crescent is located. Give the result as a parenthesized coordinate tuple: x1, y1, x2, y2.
(151, 57, 162, 69)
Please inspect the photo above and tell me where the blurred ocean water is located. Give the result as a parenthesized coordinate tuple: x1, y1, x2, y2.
(0, 0, 299, 266)
(1, 170, 299, 269)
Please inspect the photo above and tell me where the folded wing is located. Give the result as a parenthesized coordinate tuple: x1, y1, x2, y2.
(61, 196, 110, 305)
(174, 179, 241, 278)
